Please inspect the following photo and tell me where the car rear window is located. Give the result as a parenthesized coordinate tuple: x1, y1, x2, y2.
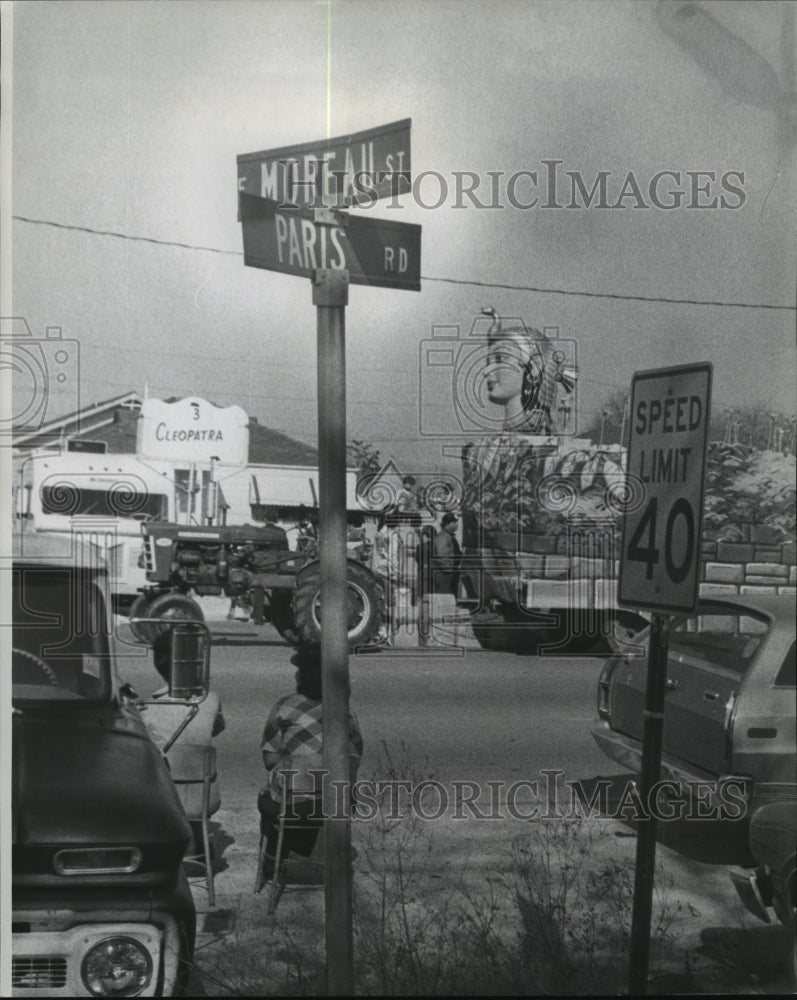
(774, 641, 796, 688)
(669, 606, 769, 675)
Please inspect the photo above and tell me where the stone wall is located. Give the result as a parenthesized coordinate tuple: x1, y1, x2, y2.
(511, 521, 797, 605)
(700, 526, 796, 598)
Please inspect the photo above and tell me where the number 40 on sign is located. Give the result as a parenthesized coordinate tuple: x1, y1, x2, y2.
(618, 362, 712, 615)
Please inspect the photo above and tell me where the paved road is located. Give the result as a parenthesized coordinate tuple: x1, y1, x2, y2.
(118, 619, 610, 866)
(114, 618, 794, 994)
(214, 626, 610, 806)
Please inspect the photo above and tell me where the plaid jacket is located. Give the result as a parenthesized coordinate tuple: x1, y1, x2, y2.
(261, 693, 363, 800)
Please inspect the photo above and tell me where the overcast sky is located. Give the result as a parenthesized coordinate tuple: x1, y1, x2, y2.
(5, 0, 796, 474)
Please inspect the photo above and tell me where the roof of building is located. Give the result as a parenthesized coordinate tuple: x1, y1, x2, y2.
(14, 391, 319, 466)
(13, 391, 144, 449)
(248, 421, 318, 465)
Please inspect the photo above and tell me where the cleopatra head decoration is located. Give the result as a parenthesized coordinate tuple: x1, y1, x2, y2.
(482, 310, 556, 431)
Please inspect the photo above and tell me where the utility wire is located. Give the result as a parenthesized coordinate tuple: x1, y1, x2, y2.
(12, 215, 242, 257)
(421, 274, 795, 312)
(13, 213, 796, 313)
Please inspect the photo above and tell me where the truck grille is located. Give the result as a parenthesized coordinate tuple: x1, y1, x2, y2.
(12, 956, 68, 989)
(143, 535, 156, 574)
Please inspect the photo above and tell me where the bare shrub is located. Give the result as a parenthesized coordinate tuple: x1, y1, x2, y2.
(512, 817, 698, 994)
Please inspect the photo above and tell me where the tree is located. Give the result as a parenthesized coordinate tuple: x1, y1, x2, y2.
(347, 439, 382, 486)
(704, 442, 796, 541)
(589, 390, 630, 445)
(711, 406, 796, 452)
(591, 391, 629, 430)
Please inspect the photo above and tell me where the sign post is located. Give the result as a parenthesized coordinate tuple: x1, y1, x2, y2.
(239, 121, 419, 996)
(312, 258, 353, 993)
(618, 362, 712, 995)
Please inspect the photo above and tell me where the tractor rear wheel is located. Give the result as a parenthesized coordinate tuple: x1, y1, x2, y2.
(292, 562, 384, 650)
(268, 591, 298, 644)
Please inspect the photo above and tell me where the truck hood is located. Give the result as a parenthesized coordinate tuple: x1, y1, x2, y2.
(13, 715, 190, 848)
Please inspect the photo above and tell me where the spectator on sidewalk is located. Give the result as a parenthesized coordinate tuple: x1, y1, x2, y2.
(257, 647, 363, 874)
(433, 512, 462, 599)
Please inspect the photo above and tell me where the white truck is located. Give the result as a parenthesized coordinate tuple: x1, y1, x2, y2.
(12, 449, 173, 613)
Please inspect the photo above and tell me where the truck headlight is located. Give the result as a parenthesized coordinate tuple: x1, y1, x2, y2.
(81, 937, 152, 997)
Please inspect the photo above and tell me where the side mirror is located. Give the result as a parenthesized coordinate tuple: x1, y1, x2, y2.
(168, 623, 210, 700)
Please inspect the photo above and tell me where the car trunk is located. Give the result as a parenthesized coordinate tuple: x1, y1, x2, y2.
(609, 607, 768, 777)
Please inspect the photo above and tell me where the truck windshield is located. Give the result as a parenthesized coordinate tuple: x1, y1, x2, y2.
(40, 485, 168, 521)
(12, 568, 112, 703)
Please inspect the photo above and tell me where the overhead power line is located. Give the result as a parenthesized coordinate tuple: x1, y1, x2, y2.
(421, 275, 795, 312)
(12, 213, 796, 312)
(12, 215, 242, 257)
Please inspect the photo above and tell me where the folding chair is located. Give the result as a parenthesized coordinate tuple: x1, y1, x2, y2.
(253, 775, 324, 915)
(168, 743, 217, 909)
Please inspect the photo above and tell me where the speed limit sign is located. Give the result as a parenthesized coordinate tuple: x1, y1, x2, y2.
(618, 362, 712, 614)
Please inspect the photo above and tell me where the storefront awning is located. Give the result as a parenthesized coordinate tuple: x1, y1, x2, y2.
(250, 468, 359, 511)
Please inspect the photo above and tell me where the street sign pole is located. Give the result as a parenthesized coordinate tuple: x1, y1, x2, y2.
(627, 612, 670, 996)
(239, 120, 419, 995)
(618, 361, 712, 995)
(312, 251, 354, 996)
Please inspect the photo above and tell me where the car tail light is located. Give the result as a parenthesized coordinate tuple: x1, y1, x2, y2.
(597, 656, 617, 720)
(723, 689, 738, 767)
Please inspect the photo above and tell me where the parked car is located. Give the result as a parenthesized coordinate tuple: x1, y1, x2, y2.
(592, 594, 796, 864)
(730, 800, 797, 988)
(10, 530, 206, 996)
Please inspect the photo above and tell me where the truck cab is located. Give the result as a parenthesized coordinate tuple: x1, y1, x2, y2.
(10, 530, 198, 997)
(12, 448, 172, 614)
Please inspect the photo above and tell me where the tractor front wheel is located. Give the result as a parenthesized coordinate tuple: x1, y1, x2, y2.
(129, 591, 204, 645)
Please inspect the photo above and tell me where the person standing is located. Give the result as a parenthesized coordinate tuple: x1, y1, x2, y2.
(370, 514, 404, 642)
(396, 475, 419, 513)
(433, 512, 462, 599)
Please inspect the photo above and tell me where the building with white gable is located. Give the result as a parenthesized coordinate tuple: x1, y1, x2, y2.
(11, 390, 360, 607)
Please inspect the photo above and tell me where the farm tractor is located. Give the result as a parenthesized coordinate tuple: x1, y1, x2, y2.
(129, 521, 385, 649)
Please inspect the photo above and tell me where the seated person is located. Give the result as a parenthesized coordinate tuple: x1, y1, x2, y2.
(257, 646, 363, 874)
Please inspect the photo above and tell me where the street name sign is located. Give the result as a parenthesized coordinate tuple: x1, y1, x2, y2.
(239, 192, 421, 291)
(618, 362, 712, 614)
(237, 118, 411, 208)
